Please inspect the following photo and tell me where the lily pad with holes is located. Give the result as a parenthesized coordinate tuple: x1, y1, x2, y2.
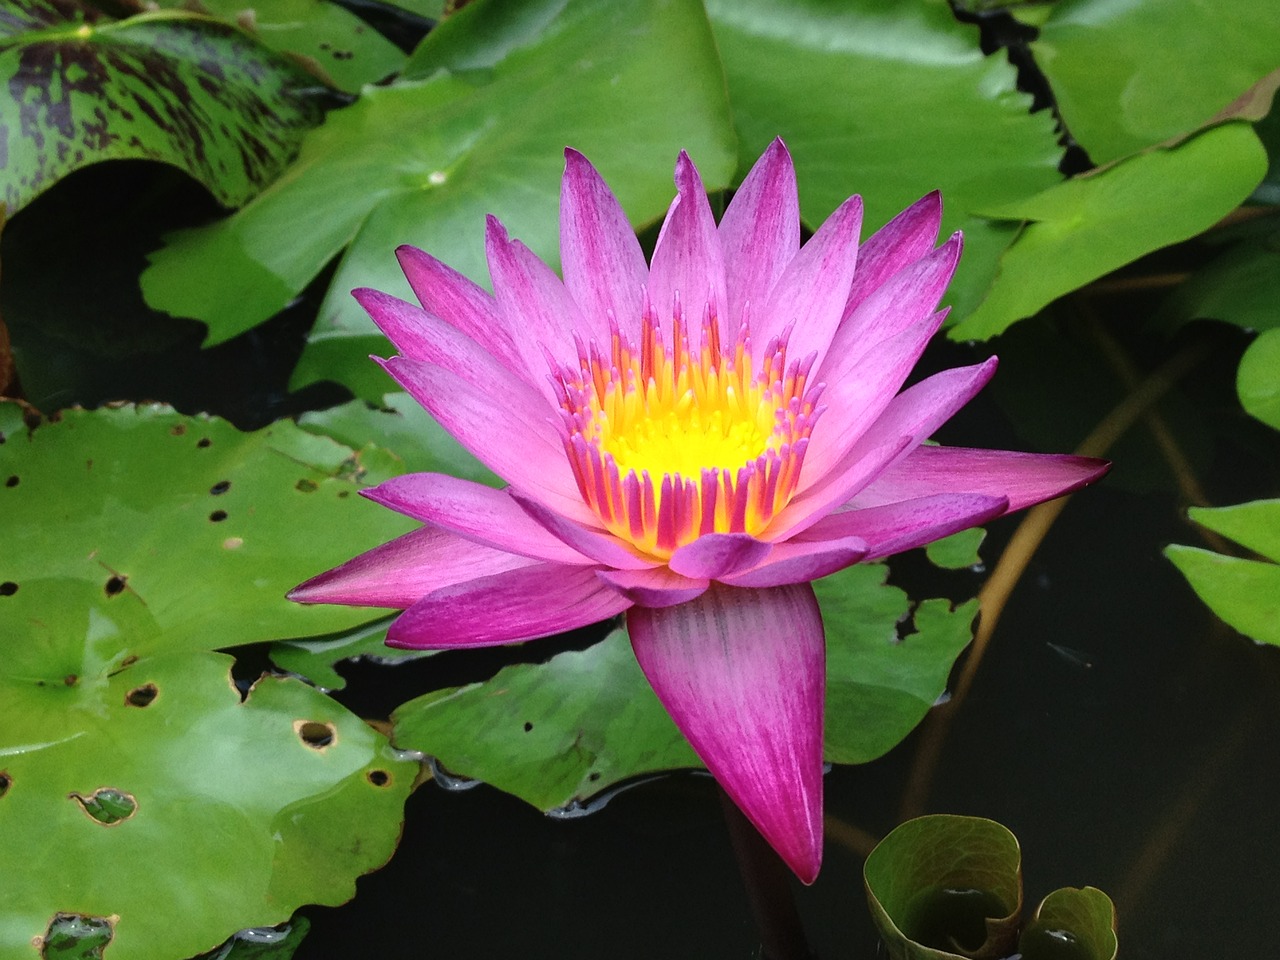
(0, 0, 321, 215)
(0, 400, 414, 655)
(391, 564, 975, 810)
(0, 636, 415, 960)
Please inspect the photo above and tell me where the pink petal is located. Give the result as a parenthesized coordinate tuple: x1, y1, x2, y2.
(795, 493, 1009, 560)
(597, 566, 709, 607)
(380, 356, 595, 526)
(668, 532, 773, 580)
(720, 536, 868, 588)
(510, 490, 659, 571)
(561, 148, 648, 340)
(719, 138, 799, 331)
(648, 151, 727, 347)
(396, 244, 525, 375)
(843, 191, 943, 318)
(362, 473, 592, 565)
(628, 583, 826, 883)
(387, 562, 631, 648)
(288, 526, 535, 609)
(854, 446, 1111, 512)
(755, 194, 864, 371)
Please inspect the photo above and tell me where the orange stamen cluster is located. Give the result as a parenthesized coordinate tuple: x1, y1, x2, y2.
(555, 299, 823, 559)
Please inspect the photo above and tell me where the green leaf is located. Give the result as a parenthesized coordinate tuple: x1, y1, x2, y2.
(196, 918, 310, 960)
(703, 0, 1064, 321)
(0, 401, 414, 656)
(1019, 887, 1117, 960)
(1239, 327, 1280, 430)
(925, 527, 986, 571)
(951, 122, 1268, 340)
(140, 0, 736, 391)
(0, 2, 321, 215)
(0, 647, 414, 960)
(270, 617, 431, 691)
(865, 814, 1023, 960)
(1034, 0, 1280, 164)
(1158, 236, 1280, 334)
(391, 564, 974, 811)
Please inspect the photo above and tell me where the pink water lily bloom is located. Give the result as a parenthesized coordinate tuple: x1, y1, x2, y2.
(290, 141, 1108, 883)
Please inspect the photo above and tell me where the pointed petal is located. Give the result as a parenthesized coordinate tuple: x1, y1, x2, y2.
(796, 493, 1008, 560)
(719, 138, 799, 331)
(288, 526, 534, 609)
(854, 446, 1111, 512)
(362, 473, 591, 565)
(387, 562, 631, 648)
(720, 536, 867, 588)
(668, 532, 772, 580)
(843, 191, 943, 318)
(510, 490, 659, 571)
(597, 566, 709, 607)
(628, 583, 826, 883)
(396, 244, 525, 375)
(561, 148, 648, 339)
(648, 151, 727, 346)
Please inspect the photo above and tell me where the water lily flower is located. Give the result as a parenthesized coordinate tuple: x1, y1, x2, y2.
(290, 141, 1108, 883)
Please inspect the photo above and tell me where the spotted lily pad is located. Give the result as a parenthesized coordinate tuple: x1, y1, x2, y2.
(0, 0, 321, 215)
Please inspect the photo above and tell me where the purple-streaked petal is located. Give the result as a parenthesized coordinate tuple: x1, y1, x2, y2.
(720, 536, 868, 588)
(597, 566, 709, 607)
(795, 493, 1009, 560)
(362, 473, 592, 565)
(380, 356, 596, 526)
(842, 191, 943, 318)
(668, 532, 772, 580)
(396, 244, 525, 375)
(288, 526, 535, 609)
(628, 582, 826, 883)
(561, 148, 648, 340)
(853, 446, 1111, 512)
(510, 490, 659, 571)
(755, 194, 864, 371)
(648, 151, 727, 348)
(719, 138, 799, 331)
(388, 562, 631, 649)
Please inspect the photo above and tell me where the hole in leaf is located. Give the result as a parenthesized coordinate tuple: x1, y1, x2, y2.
(209, 510, 228, 522)
(296, 478, 318, 493)
(210, 480, 231, 495)
(125, 684, 157, 708)
(4, 475, 17, 487)
(197, 437, 211, 448)
(523, 722, 533, 732)
(587, 771, 601, 782)
(0, 582, 17, 596)
(0, 771, 11, 798)
(69, 787, 137, 826)
(367, 769, 391, 787)
(294, 720, 337, 750)
(40, 913, 115, 959)
(104, 575, 126, 597)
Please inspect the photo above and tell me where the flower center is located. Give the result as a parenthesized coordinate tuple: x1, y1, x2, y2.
(555, 301, 823, 559)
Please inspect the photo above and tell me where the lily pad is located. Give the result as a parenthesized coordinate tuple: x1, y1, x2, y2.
(140, 0, 737, 396)
(391, 563, 975, 810)
(1158, 235, 1280, 335)
(925, 528, 985, 571)
(0, 0, 321, 215)
(1239, 327, 1280, 430)
(1019, 887, 1117, 960)
(270, 617, 432, 691)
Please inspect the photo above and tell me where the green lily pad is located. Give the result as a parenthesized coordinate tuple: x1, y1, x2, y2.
(1019, 887, 1117, 960)
(925, 528, 985, 571)
(0, 1, 321, 215)
(1166, 499, 1280, 647)
(951, 122, 1268, 340)
(140, 0, 737, 396)
(0, 401, 414, 655)
(1033, 0, 1280, 164)
(391, 563, 974, 810)
(0, 641, 414, 960)
(1158, 235, 1280, 335)
(864, 814, 1023, 960)
(270, 617, 432, 691)
(1239, 327, 1280, 430)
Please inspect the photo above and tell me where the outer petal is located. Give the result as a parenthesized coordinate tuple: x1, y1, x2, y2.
(668, 532, 772, 580)
(561, 148, 648, 340)
(628, 582, 826, 883)
(288, 526, 535, 609)
(388, 562, 632, 649)
(719, 138, 799, 331)
(854, 446, 1111, 512)
(648, 151, 727, 348)
(597, 566, 709, 607)
(795, 493, 1009, 561)
(396, 244, 525, 376)
(362, 473, 592, 565)
(720, 536, 868, 588)
(842, 191, 943, 318)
